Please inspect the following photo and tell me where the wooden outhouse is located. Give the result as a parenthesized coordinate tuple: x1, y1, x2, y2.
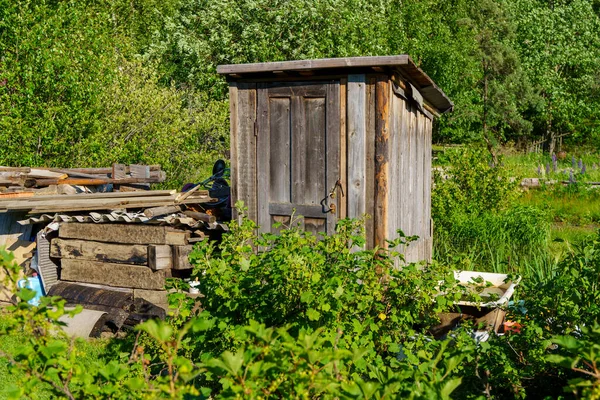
(217, 56, 452, 262)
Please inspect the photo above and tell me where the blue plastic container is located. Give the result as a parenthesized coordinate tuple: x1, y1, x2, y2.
(17, 273, 44, 306)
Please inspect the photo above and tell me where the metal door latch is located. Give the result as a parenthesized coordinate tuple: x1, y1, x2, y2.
(321, 179, 344, 214)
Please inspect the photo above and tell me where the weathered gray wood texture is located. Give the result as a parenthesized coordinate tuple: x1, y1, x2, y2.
(229, 83, 258, 223)
(60, 259, 167, 290)
(51, 238, 148, 265)
(347, 75, 367, 221)
(385, 85, 433, 263)
(228, 66, 437, 263)
(59, 223, 188, 245)
(256, 82, 340, 235)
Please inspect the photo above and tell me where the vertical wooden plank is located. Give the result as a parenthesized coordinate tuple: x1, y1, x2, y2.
(291, 95, 307, 207)
(304, 97, 326, 206)
(237, 83, 258, 224)
(326, 81, 341, 235)
(405, 102, 416, 262)
(374, 76, 390, 250)
(347, 74, 367, 220)
(268, 98, 292, 204)
(365, 76, 377, 249)
(256, 83, 270, 232)
(415, 112, 424, 261)
(399, 100, 410, 257)
(387, 85, 399, 243)
(229, 83, 239, 219)
(129, 164, 151, 190)
(424, 116, 433, 261)
(129, 164, 150, 179)
(339, 78, 347, 219)
(112, 164, 126, 179)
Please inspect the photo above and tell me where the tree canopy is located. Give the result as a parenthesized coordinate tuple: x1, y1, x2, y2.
(1, 0, 599, 184)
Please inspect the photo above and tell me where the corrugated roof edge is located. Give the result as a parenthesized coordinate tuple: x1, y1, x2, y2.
(216, 55, 453, 113)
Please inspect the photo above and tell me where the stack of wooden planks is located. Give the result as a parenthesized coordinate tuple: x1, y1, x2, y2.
(0, 189, 215, 214)
(50, 223, 199, 309)
(0, 164, 166, 194)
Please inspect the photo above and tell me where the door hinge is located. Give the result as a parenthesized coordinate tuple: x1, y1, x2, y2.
(254, 120, 258, 136)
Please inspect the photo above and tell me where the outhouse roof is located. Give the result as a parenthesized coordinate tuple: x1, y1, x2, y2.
(217, 55, 453, 113)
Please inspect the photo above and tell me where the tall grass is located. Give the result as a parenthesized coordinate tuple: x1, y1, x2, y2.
(433, 205, 557, 284)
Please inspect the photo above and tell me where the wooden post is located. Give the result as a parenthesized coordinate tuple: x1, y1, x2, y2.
(374, 76, 390, 250)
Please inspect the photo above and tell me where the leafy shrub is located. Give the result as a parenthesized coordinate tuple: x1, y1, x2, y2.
(432, 147, 520, 223)
(189, 212, 463, 362)
(3, 217, 600, 398)
(433, 147, 553, 280)
(548, 323, 600, 398)
(0, 216, 473, 399)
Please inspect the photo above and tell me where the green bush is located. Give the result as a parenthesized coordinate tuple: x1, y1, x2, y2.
(433, 147, 553, 280)
(3, 218, 600, 398)
(0, 216, 473, 399)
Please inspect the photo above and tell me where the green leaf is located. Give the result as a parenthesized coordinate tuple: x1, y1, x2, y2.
(40, 340, 68, 359)
(440, 377, 462, 399)
(300, 291, 314, 303)
(137, 319, 173, 342)
(311, 272, 321, 283)
(192, 317, 214, 332)
(307, 308, 321, 321)
(553, 335, 580, 350)
(126, 377, 146, 391)
(240, 257, 251, 271)
(220, 351, 244, 376)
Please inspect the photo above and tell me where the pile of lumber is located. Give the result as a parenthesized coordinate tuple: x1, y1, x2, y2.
(0, 164, 165, 194)
(50, 223, 200, 310)
(0, 189, 215, 214)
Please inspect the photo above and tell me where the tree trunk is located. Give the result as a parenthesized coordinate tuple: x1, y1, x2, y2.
(482, 72, 499, 165)
(546, 107, 555, 155)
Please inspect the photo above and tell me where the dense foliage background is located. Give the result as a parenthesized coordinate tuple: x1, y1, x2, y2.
(1, 0, 599, 184)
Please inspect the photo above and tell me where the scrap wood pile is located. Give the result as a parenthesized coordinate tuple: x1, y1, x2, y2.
(42, 222, 204, 336)
(0, 162, 228, 227)
(0, 164, 166, 194)
(0, 162, 232, 337)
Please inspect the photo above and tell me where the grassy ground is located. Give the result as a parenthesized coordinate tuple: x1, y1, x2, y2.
(433, 146, 600, 282)
(506, 151, 600, 256)
(0, 312, 110, 399)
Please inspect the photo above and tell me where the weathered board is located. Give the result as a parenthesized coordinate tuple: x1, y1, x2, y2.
(385, 88, 433, 263)
(51, 238, 148, 265)
(172, 245, 194, 270)
(347, 74, 367, 221)
(229, 83, 258, 223)
(60, 259, 167, 290)
(148, 245, 172, 270)
(133, 289, 168, 307)
(59, 223, 189, 245)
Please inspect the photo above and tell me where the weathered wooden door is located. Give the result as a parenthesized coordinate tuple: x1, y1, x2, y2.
(257, 81, 340, 235)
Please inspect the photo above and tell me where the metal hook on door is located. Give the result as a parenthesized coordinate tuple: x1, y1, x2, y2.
(320, 179, 344, 214)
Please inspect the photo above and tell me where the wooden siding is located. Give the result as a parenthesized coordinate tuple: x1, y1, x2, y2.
(229, 83, 258, 223)
(229, 71, 436, 263)
(347, 74, 367, 221)
(386, 91, 433, 263)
